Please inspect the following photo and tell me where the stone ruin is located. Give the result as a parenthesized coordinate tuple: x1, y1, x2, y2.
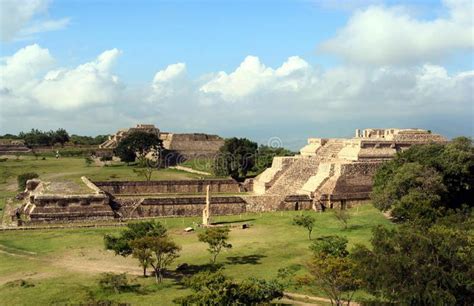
(249, 128, 447, 211)
(18, 177, 114, 224)
(99, 124, 224, 159)
(12, 128, 448, 225)
(0, 139, 31, 155)
(16, 177, 248, 224)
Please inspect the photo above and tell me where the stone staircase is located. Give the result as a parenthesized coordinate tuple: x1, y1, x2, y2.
(265, 157, 320, 197)
(99, 139, 116, 149)
(317, 139, 344, 160)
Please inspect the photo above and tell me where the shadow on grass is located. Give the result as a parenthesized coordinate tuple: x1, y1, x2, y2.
(225, 254, 266, 265)
(212, 218, 256, 225)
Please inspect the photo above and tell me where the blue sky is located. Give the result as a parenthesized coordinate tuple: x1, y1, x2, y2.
(0, 0, 473, 149)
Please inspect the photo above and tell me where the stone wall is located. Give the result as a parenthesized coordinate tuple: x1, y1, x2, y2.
(94, 179, 242, 195)
(26, 194, 115, 223)
(161, 133, 224, 159)
(115, 196, 246, 218)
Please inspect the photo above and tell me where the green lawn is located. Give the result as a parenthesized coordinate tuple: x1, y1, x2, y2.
(179, 157, 214, 173)
(0, 205, 393, 305)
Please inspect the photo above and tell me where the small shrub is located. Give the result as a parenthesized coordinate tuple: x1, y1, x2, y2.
(333, 209, 351, 229)
(41, 157, 46, 160)
(98, 273, 139, 294)
(17, 172, 39, 191)
(4, 279, 35, 288)
(85, 156, 94, 167)
(0, 158, 7, 162)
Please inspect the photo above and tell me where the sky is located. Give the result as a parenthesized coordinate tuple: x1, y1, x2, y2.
(0, 0, 473, 149)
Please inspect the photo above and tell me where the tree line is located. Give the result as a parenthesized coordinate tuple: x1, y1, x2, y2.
(1, 129, 108, 147)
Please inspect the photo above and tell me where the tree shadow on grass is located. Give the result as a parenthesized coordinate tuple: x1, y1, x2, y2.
(166, 263, 225, 289)
(212, 218, 256, 225)
(225, 254, 266, 265)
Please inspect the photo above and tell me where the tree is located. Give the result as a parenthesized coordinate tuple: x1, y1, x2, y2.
(131, 236, 181, 283)
(104, 220, 167, 276)
(114, 131, 163, 163)
(174, 270, 284, 305)
(213, 137, 258, 180)
(371, 138, 473, 224)
(51, 128, 70, 147)
(293, 214, 316, 239)
(198, 227, 232, 264)
(304, 236, 360, 306)
(131, 243, 153, 277)
(333, 209, 351, 229)
(352, 224, 474, 305)
(20, 129, 53, 147)
(254, 145, 294, 174)
(309, 235, 349, 258)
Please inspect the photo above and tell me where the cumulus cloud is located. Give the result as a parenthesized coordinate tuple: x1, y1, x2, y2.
(1, 48, 472, 147)
(0, 0, 70, 41)
(200, 55, 312, 101)
(0, 44, 123, 111)
(149, 63, 187, 100)
(319, 0, 474, 65)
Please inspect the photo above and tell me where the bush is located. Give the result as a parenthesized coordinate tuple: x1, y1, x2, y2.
(98, 273, 139, 293)
(17, 172, 39, 191)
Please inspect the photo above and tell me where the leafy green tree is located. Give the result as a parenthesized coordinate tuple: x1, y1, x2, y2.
(198, 227, 232, 264)
(104, 220, 167, 256)
(293, 214, 316, 239)
(20, 129, 53, 147)
(130, 236, 181, 283)
(304, 236, 360, 306)
(371, 137, 473, 224)
(352, 224, 474, 305)
(51, 128, 70, 146)
(254, 145, 294, 173)
(174, 270, 284, 305)
(213, 137, 258, 180)
(309, 235, 349, 259)
(114, 131, 163, 163)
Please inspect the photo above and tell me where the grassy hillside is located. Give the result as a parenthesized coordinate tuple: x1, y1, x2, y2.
(0, 205, 393, 305)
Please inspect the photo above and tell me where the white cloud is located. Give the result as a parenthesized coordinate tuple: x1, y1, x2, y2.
(149, 63, 187, 99)
(1, 47, 472, 146)
(20, 17, 71, 37)
(0, 0, 70, 41)
(0, 44, 123, 110)
(199, 55, 312, 101)
(319, 0, 474, 65)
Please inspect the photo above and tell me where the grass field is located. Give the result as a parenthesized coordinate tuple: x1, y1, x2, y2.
(0, 155, 394, 304)
(0, 205, 392, 305)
